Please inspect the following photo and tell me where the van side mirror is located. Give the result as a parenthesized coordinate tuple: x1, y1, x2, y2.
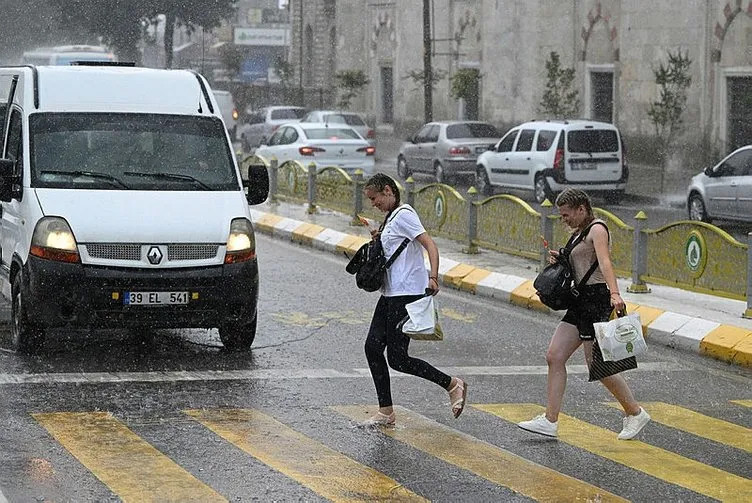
(0, 158, 15, 202)
(246, 163, 269, 205)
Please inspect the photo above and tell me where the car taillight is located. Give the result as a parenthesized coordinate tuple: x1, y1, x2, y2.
(449, 146, 471, 155)
(231, 109, 238, 120)
(357, 146, 376, 156)
(367, 129, 375, 139)
(299, 146, 325, 156)
(553, 148, 564, 170)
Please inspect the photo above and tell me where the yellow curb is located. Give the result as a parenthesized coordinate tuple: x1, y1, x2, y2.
(345, 236, 370, 255)
(459, 268, 492, 293)
(335, 234, 361, 254)
(510, 281, 548, 312)
(633, 305, 664, 335)
(291, 223, 315, 244)
(254, 213, 284, 234)
(730, 333, 752, 367)
(700, 325, 752, 363)
(624, 301, 640, 313)
(444, 263, 477, 289)
(292, 223, 325, 245)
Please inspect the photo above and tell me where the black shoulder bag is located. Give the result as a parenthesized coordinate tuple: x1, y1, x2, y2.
(533, 222, 603, 311)
(345, 207, 411, 292)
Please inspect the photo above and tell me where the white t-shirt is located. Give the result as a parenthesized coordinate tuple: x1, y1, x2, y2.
(380, 204, 429, 296)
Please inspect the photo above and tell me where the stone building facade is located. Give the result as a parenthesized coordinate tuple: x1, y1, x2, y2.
(292, 0, 752, 162)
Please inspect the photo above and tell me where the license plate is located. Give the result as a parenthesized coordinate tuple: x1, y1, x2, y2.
(124, 291, 189, 305)
(573, 161, 597, 170)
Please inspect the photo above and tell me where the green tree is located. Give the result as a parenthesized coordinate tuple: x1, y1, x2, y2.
(538, 52, 580, 118)
(273, 56, 295, 88)
(334, 70, 370, 109)
(449, 68, 480, 101)
(403, 68, 447, 92)
(219, 43, 244, 81)
(647, 50, 692, 192)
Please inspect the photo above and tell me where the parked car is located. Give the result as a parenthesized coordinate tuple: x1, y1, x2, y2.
(255, 122, 375, 174)
(301, 110, 375, 145)
(397, 121, 500, 183)
(236, 105, 307, 151)
(211, 89, 238, 137)
(687, 145, 752, 223)
(476, 119, 628, 204)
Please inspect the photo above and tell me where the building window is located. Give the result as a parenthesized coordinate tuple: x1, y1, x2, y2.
(324, 0, 335, 19)
(727, 76, 752, 152)
(589, 70, 613, 123)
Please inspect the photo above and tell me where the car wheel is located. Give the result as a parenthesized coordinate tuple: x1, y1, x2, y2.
(604, 190, 624, 205)
(688, 193, 710, 222)
(219, 313, 257, 352)
(476, 166, 493, 196)
(11, 273, 44, 354)
(534, 174, 553, 204)
(397, 156, 411, 179)
(434, 162, 445, 184)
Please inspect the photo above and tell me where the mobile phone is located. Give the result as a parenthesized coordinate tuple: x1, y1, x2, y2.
(540, 235, 549, 250)
(358, 215, 371, 228)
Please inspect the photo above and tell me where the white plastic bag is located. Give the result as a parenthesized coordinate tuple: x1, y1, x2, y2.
(398, 295, 444, 341)
(593, 312, 647, 361)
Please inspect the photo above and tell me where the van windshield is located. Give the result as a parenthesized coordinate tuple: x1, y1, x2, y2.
(567, 129, 619, 153)
(29, 113, 238, 190)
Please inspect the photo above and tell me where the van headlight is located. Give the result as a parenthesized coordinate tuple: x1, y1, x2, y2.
(224, 218, 256, 264)
(30, 217, 80, 263)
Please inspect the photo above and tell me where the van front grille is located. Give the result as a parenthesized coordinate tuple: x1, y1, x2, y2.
(167, 244, 219, 261)
(86, 244, 141, 261)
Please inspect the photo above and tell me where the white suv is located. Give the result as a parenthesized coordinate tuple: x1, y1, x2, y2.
(476, 120, 628, 203)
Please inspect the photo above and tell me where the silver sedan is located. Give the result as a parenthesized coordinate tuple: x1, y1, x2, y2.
(687, 145, 752, 223)
(397, 121, 500, 183)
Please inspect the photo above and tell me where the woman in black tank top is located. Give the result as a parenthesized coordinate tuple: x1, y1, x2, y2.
(517, 189, 651, 441)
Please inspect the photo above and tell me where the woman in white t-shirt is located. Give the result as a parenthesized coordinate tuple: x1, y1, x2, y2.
(361, 173, 467, 426)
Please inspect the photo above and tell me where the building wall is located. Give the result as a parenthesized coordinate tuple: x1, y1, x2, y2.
(295, 0, 752, 158)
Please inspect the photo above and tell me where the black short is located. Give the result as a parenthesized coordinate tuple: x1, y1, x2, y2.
(561, 283, 612, 340)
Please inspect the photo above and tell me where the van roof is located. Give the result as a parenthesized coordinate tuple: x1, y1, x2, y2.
(13, 66, 214, 115)
(518, 119, 618, 130)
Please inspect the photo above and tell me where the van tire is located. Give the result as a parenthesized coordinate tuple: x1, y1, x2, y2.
(534, 174, 553, 204)
(11, 273, 44, 354)
(476, 166, 492, 196)
(219, 314, 257, 351)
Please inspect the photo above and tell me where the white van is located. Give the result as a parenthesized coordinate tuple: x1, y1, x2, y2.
(0, 64, 269, 353)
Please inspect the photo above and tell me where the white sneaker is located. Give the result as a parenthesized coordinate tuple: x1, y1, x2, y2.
(517, 414, 558, 437)
(618, 407, 651, 440)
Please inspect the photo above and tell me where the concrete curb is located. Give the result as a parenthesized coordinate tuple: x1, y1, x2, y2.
(250, 209, 752, 368)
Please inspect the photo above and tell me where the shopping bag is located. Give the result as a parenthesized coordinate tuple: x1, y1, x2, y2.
(593, 312, 647, 362)
(397, 295, 444, 341)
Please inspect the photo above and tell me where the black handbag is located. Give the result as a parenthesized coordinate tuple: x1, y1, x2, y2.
(534, 222, 602, 311)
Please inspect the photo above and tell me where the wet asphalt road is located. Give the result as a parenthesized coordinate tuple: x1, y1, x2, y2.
(0, 234, 750, 502)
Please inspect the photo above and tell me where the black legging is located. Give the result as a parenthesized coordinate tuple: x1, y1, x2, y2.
(365, 295, 452, 407)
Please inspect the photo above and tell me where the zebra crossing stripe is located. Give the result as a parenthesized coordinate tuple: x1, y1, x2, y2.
(184, 408, 427, 502)
(33, 412, 224, 502)
(731, 400, 752, 408)
(332, 405, 627, 503)
(607, 402, 752, 453)
(476, 403, 752, 503)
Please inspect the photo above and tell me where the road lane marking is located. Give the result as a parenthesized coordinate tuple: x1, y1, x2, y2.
(0, 362, 687, 385)
(476, 403, 752, 503)
(731, 400, 752, 408)
(333, 405, 627, 503)
(185, 408, 426, 502)
(33, 412, 224, 503)
(0, 487, 7, 503)
(607, 402, 752, 453)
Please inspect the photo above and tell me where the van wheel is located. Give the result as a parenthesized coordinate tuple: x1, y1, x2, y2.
(688, 193, 710, 223)
(219, 314, 257, 352)
(397, 156, 411, 179)
(434, 162, 445, 184)
(534, 174, 553, 204)
(476, 166, 492, 196)
(11, 274, 44, 354)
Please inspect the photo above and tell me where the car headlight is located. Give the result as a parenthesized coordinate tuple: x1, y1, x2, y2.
(30, 217, 80, 263)
(224, 218, 256, 264)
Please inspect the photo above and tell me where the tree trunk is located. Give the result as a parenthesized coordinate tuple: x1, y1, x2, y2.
(163, 12, 176, 69)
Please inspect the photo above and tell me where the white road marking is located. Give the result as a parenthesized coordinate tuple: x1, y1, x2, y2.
(0, 362, 686, 385)
(0, 487, 8, 503)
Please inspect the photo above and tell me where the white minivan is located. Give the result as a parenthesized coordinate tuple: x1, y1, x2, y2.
(0, 64, 269, 353)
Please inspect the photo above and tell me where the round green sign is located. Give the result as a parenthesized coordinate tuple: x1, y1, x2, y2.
(684, 231, 707, 277)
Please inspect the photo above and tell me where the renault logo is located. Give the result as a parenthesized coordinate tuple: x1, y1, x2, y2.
(147, 246, 163, 265)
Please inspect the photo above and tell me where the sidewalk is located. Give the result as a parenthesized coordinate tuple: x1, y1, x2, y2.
(251, 198, 752, 369)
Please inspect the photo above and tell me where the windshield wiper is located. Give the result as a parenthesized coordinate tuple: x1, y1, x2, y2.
(123, 171, 212, 190)
(40, 170, 129, 188)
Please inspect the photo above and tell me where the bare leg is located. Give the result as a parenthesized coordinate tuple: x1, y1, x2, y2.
(582, 341, 641, 415)
(544, 322, 583, 422)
